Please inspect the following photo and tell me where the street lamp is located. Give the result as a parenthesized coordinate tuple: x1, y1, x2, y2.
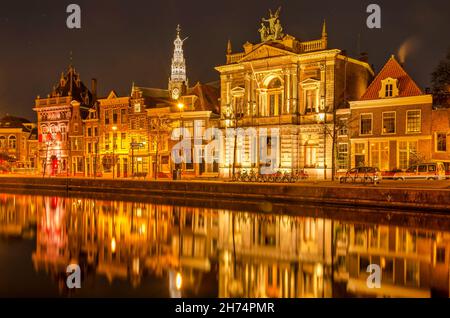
(112, 125, 117, 179)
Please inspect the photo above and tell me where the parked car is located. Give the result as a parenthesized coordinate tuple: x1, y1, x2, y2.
(338, 167, 382, 184)
(393, 162, 446, 181)
(381, 168, 403, 180)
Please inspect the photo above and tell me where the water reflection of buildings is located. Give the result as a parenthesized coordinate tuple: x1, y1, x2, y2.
(0, 193, 449, 298)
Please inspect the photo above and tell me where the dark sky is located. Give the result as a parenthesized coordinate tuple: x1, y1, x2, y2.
(0, 0, 448, 120)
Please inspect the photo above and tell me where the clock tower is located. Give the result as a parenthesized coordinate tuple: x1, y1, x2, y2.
(169, 24, 188, 100)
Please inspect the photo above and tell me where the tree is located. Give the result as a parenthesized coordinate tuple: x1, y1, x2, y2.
(431, 48, 450, 94)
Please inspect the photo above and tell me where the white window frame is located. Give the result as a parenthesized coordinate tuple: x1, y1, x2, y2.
(360, 113, 373, 136)
(382, 111, 396, 135)
(406, 109, 421, 134)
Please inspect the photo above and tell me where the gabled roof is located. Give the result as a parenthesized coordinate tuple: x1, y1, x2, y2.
(186, 82, 220, 114)
(48, 65, 94, 107)
(134, 86, 171, 108)
(360, 55, 423, 100)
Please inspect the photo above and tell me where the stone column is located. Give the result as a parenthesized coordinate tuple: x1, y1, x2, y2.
(292, 67, 298, 114)
(245, 73, 251, 116)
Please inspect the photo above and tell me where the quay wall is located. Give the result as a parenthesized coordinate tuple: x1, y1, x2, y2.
(0, 177, 449, 212)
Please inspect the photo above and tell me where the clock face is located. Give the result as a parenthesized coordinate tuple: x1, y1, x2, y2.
(172, 87, 180, 100)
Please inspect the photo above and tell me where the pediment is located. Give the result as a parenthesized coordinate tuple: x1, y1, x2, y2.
(239, 44, 295, 63)
(107, 90, 118, 99)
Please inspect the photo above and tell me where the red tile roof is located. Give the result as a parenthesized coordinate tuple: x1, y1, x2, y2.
(360, 55, 423, 100)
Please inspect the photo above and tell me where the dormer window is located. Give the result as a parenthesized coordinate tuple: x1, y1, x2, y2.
(379, 77, 399, 98)
(385, 84, 393, 97)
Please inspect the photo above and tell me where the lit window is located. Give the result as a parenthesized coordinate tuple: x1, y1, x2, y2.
(398, 141, 417, 170)
(382, 112, 396, 134)
(406, 110, 421, 133)
(8, 136, 16, 149)
(121, 133, 127, 149)
(337, 143, 348, 170)
(360, 114, 373, 135)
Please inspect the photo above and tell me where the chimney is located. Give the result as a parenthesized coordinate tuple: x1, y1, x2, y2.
(91, 78, 97, 101)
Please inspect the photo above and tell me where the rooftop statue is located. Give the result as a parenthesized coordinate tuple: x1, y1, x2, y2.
(259, 7, 284, 42)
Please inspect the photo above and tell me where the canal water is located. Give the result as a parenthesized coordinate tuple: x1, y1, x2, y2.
(0, 191, 449, 298)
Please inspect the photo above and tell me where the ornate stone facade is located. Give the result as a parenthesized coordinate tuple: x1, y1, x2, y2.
(217, 10, 373, 179)
(34, 65, 94, 176)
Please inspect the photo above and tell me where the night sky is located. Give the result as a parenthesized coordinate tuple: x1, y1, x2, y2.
(0, 0, 448, 120)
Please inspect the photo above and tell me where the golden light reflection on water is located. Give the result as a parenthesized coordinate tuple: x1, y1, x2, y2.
(0, 193, 449, 298)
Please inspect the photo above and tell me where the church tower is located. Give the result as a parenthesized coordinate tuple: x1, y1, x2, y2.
(169, 24, 188, 100)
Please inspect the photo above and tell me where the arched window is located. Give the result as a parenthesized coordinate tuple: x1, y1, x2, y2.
(8, 135, 16, 149)
(260, 77, 284, 117)
(0, 136, 5, 149)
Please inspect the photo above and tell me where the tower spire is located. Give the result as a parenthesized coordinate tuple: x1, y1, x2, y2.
(227, 39, 232, 55)
(169, 24, 188, 99)
(322, 19, 327, 38)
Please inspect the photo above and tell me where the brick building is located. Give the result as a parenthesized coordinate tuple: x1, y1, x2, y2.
(348, 56, 433, 171)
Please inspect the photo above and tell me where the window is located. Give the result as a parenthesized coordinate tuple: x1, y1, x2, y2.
(405, 261, 419, 287)
(436, 247, 446, 264)
(268, 93, 282, 116)
(385, 84, 393, 97)
(113, 111, 118, 124)
(87, 143, 92, 154)
(436, 133, 447, 152)
(304, 145, 317, 168)
(121, 133, 127, 149)
(337, 143, 348, 170)
(121, 109, 127, 124)
(105, 133, 110, 151)
(263, 78, 283, 117)
(0, 136, 5, 148)
(382, 112, 396, 134)
(87, 127, 92, 137)
(94, 127, 98, 136)
(338, 118, 348, 136)
(379, 77, 399, 98)
(105, 110, 110, 125)
(354, 143, 366, 167)
(8, 136, 16, 149)
(370, 142, 389, 171)
(398, 140, 418, 169)
(360, 114, 373, 135)
(305, 89, 318, 113)
(406, 110, 421, 133)
(113, 133, 118, 149)
(233, 95, 244, 117)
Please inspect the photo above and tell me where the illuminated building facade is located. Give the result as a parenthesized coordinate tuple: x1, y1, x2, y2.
(34, 64, 94, 176)
(348, 56, 434, 171)
(0, 116, 38, 170)
(216, 11, 373, 179)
